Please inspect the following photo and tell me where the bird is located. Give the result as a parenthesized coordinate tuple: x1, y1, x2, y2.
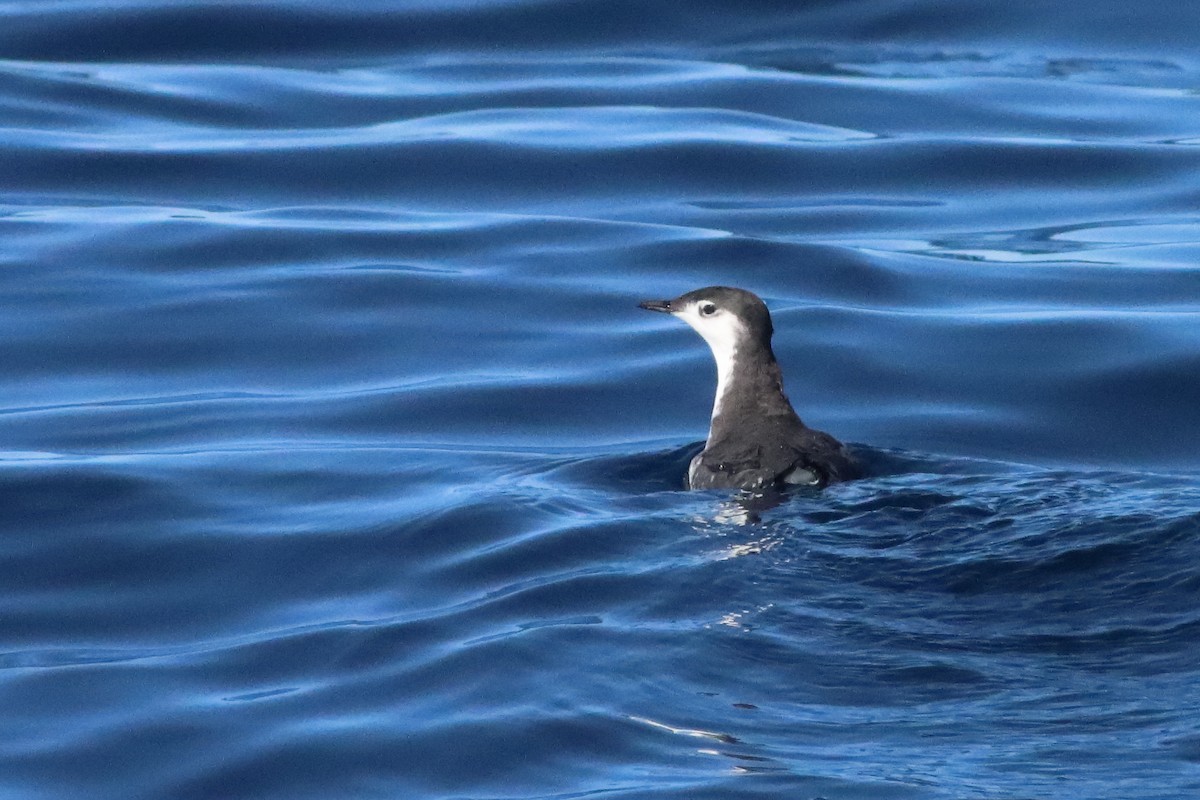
(638, 286, 857, 491)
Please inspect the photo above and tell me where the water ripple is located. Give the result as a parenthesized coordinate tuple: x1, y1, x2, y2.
(2, 5, 1200, 798)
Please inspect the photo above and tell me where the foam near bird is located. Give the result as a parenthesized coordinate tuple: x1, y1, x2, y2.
(639, 287, 857, 490)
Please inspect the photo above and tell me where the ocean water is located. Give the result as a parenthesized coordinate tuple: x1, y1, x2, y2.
(2, 2, 1200, 798)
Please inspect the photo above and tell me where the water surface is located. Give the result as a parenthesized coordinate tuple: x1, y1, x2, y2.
(1, 2, 1199, 798)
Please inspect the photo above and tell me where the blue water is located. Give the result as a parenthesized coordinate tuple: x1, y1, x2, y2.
(2, 2, 1200, 798)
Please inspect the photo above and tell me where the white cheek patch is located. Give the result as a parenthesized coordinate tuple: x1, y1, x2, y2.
(675, 305, 746, 422)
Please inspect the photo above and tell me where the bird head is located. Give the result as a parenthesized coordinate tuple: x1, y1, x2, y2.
(638, 286, 774, 360)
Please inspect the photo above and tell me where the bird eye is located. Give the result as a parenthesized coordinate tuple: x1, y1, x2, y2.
(699, 303, 717, 316)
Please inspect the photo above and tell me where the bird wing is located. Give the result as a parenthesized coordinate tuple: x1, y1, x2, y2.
(688, 442, 776, 490)
(690, 425, 856, 490)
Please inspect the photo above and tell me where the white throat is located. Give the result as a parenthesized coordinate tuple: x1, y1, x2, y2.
(706, 336, 738, 425)
(677, 309, 746, 435)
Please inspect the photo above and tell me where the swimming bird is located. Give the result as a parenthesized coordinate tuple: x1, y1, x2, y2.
(639, 286, 856, 490)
